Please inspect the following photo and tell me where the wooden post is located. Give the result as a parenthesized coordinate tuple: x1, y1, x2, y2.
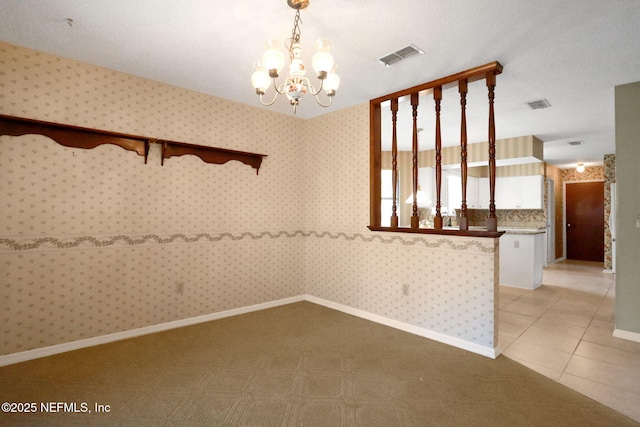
(391, 98, 399, 228)
(486, 72, 498, 232)
(459, 79, 469, 231)
(411, 92, 420, 229)
(433, 86, 443, 230)
(370, 101, 382, 228)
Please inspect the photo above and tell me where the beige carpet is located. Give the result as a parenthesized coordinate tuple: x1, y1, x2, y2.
(0, 302, 637, 426)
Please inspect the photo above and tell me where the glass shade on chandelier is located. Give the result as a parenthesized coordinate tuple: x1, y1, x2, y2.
(251, 1, 340, 114)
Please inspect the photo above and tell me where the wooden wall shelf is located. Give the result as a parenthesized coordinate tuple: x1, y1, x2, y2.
(161, 140, 267, 174)
(0, 114, 267, 173)
(0, 114, 150, 162)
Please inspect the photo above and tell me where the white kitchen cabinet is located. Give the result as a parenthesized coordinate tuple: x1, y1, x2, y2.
(446, 174, 461, 214)
(497, 177, 519, 209)
(446, 174, 481, 210)
(478, 177, 490, 209)
(518, 175, 544, 209)
(497, 175, 543, 209)
(499, 231, 545, 289)
(467, 176, 480, 208)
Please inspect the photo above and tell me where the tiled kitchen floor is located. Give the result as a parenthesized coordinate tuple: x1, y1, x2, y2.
(499, 260, 640, 423)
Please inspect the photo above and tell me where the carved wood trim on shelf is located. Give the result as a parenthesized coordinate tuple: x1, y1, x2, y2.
(0, 114, 268, 173)
(160, 140, 267, 174)
(0, 114, 151, 163)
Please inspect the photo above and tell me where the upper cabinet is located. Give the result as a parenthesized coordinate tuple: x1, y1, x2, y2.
(419, 170, 543, 212)
(478, 177, 490, 209)
(467, 176, 480, 208)
(496, 175, 543, 209)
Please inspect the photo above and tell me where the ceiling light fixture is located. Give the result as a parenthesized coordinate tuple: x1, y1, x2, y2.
(251, 0, 340, 114)
(576, 163, 585, 173)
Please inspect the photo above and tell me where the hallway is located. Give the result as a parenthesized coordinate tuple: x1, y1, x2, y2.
(499, 260, 640, 422)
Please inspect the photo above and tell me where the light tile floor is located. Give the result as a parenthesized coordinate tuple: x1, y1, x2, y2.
(499, 260, 640, 423)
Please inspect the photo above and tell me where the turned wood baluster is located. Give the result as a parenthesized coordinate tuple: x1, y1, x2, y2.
(391, 98, 399, 228)
(486, 73, 498, 231)
(459, 80, 469, 231)
(411, 93, 420, 229)
(433, 86, 443, 230)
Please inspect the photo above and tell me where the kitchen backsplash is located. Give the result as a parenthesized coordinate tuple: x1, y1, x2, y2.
(466, 209, 546, 229)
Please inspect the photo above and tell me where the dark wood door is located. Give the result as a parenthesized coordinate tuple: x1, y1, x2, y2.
(566, 182, 604, 261)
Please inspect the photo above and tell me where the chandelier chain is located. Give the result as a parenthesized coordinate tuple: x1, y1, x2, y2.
(287, 9, 303, 60)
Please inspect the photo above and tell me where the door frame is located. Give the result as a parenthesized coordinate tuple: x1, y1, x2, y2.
(546, 178, 555, 265)
(563, 179, 605, 260)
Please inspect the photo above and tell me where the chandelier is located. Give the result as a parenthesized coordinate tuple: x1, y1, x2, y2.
(251, 0, 340, 114)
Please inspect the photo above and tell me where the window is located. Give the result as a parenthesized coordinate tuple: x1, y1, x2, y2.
(380, 169, 398, 227)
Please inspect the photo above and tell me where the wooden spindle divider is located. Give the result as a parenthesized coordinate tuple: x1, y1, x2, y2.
(459, 79, 469, 231)
(391, 98, 399, 228)
(433, 86, 443, 230)
(410, 92, 420, 229)
(486, 72, 498, 232)
(369, 61, 503, 237)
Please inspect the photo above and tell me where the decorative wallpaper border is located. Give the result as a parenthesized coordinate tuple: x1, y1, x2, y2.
(0, 231, 496, 253)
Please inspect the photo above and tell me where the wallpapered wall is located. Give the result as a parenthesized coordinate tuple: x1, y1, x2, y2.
(0, 40, 306, 355)
(545, 163, 564, 260)
(0, 41, 498, 357)
(302, 107, 498, 349)
(603, 155, 615, 271)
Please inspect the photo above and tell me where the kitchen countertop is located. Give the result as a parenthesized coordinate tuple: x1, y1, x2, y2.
(461, 226, 546, 235)
(441, 226, 546, 235)
(500, 228, 546, 235)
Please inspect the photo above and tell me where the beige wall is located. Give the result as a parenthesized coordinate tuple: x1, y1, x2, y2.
(0, 41, 499, 358)
(303, 106, 499, 352)
(0, 41, 306, 355)
(615, 81, 640, 336)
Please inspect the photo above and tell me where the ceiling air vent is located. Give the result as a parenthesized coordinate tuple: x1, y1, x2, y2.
(527, 99, 551, 110)
(379, 44, 424, 67)
(567, 140, 584, 146)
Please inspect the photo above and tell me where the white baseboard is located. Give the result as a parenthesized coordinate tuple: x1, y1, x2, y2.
(613, 328, 640, 344)
(1, 294, 501, 366)
(0, 295, 304, 367)
(304, 295, 501, 359)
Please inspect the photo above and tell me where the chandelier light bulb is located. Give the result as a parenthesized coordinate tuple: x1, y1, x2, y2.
(312, 52, 334, 77)
(324, 70, 340, 94)
(312, 39, 334, 77)
(251, 62, 270, 94)
(262, 39, 285, 76)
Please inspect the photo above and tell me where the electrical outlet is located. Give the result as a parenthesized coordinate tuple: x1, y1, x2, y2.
(514, 240, 519, 248)
(176, 282, 184, 294)
(402, 284, 410, 296)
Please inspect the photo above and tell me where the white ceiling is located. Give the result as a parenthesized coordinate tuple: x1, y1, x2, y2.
(1, 0, 639, 169)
